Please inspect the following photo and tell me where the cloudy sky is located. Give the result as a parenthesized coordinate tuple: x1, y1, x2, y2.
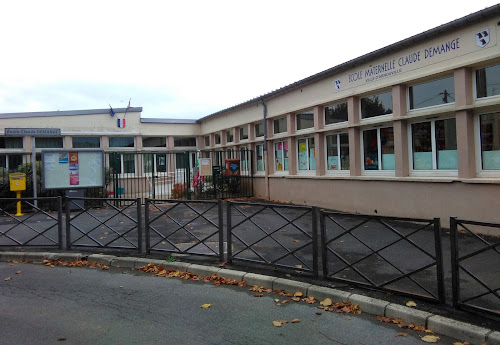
(0, 1, 498, 119)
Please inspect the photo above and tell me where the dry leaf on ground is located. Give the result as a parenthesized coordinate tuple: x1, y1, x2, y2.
(294, 290, 303, 297)
(4, 277, 12, 281)
(320, 298, 332, 306)
(272, 321, 282, 327)
(291, 319, 300, 323)
(421, 335, 440, 343)
(406, 301, 417, 307)
(397, 333, 408, 337)
(200, 304, 211, 308)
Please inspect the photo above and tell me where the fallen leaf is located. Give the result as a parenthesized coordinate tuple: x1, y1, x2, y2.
(424, 329, 434, 334)
(254, 294, 263, 297)
(15, 271, 21, 274)
(295, 265, 303, 269)
(320, 298, 332, 306)
(421, 335, 440, 343)
(219, 262, 227, 268)
(406, 301, 417, 307)
(282, 300, 290, 304)
(275, 299, 280, 302)
(453, 342, 470, 345)
(4, 277, 12, 281)
(397, 333, 408, 337)
(272, 321, 282, 327)
(294, 290, 303, 297)
(57, 337, 66, 341)
(291, 318, 300, 323)
(315, 312, 322, 315)
(200, 304, 211, 308)
(291, 297, 301, 302)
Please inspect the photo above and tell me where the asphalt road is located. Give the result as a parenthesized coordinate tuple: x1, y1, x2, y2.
(0, 262, 464, 345)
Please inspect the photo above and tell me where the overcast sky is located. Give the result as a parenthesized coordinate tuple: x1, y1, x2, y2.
(0, 1, 498, 119)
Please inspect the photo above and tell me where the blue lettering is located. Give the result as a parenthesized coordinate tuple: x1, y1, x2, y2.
(349, 71, 363, 83)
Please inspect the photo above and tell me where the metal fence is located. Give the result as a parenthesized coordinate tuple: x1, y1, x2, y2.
(65, 197, 142, 252)
(321, 211, 445, 303)
(450, 217, 500, 317)
(227, 201, 319, 277)
(145, 199, 223, 260)
(0, 197, 62, 248)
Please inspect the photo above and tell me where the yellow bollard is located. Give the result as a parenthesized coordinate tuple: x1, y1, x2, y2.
(15, 191, 23, 216)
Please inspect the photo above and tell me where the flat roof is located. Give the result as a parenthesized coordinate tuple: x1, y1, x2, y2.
(0, 107, 143, 119)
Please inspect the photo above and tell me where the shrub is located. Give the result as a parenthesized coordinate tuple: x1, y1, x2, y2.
(171, 183, 187, 199)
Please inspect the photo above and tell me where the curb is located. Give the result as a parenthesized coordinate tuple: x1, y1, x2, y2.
(1, 251, 498, 345)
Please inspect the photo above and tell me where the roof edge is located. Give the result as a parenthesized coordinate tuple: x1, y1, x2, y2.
(0, 107, 143, 119)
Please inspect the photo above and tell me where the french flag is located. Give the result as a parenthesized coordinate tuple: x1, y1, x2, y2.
(117, 118, 126, 128)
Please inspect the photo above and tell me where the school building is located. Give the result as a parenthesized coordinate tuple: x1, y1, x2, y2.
(1, 5, 500, 228)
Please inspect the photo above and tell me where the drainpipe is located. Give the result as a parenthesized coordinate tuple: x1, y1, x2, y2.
(260, 97, 270, 200)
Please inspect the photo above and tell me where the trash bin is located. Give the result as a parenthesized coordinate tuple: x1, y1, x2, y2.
(66, 189, 84, 210)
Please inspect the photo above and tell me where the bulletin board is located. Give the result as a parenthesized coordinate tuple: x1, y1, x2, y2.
(42, 150, 105, 190)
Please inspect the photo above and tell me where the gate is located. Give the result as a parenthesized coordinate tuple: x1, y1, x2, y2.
(321, 211, 445, 303)
(450, 217, 500, 317)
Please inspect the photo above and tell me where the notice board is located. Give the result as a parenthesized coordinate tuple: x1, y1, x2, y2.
(42, 150, 105, 190)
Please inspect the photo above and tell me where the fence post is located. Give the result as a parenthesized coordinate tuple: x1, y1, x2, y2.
(218, 200, 224, 262)
(320, 210, 327, 279)
(226, 201, 232, 264)
(433, 218, 445, 304)
(145, 198, 150, 254)
(450, 217, 460, 308)
(137, 198, 143, 254)
(65, 197, 71, 250)
(57, 196, 63, 250)
(312, 206, 319, 278)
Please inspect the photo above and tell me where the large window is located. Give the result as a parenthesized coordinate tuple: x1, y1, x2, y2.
(411, 118, 457, 170)
(35, 137, 63, 148)
(215, 134, 221, 145)
(256, 144, 265, 172)
(255, 122, 265, 137)
(297, 137, 315, 171)
(112, 153, 135, 174)
(239, 126, 248, 140)
(0, 137, 23, 149)
(361, 91, 392, 119)
(409, 76, 454, 109)
(325, 102, 348, 125)
(109, 137, 134, 148)
(362, 127, 394, 171)
(326, 133, 349, 171)
(274, 141, 288, 172)
(480, 112, 500, 170)
(73, 137, 101, 148)
(296, 111, 314, 131)
(204, 136, 210, 147)
(143, 153, 167, 174)
(274, 117, 287, 134)
(226, 130, 234, 143)
(240, 147, 249, 171)
(0, 154, 24, 172)
(142, 137, 166, 148)
(174, 137, 196, 147)
(476, 64, 500, 99)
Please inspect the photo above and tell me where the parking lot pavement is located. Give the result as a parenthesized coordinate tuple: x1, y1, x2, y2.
(0, 261, 481, 345)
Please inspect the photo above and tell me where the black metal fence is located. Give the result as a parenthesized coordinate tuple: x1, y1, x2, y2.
(321, 211, 445, 303)
(227, 201, 319, 277)
(450, 217, 500, 317)
(145, 199, 223, 260)
(0, 197, 62, 248)
(65, 197, 142, 252)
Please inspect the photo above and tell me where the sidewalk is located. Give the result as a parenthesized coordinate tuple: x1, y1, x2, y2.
(1, 250, 499, 345)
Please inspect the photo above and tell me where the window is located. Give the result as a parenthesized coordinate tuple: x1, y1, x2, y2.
(174, 137, 196, 147)
(109, 137, 134, 148)
(0, 154, 24, 172)
(296, 111, 314, 130)
(255, 122, 265, 137)
(226, 130, 234, 143)
(240, 147, 249, 171)
(411, 118, 457, 170)
(239, 126, 248, 140)
(142, 137, 166, 148)
(256, 144, 265, 171)
(215, 134, 221, 145)
(325, 102, 348, 125)
(362, 127, 394, 171)
(326, 133, 349, 171)
(274, 141, 288, 171)
(143, 153, 167, 174)
(204, 136, 210, 147)
(476, 64, 500, 98)
(297, 137, 315, 171)
(479, 112, 500, 170)
(361, 91, 392, 119)
(409, 76, 454, 109)
(35, 137, 63, 148)
(111, 153, 136, 174)
(274, 117, 287, 134)
(226, 148, 233, 159)
(72, 137, 101, 148)
(0, 137, 23, 149)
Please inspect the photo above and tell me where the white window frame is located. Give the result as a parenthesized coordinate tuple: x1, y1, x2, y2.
(273, 117, 288, 135)
(255, 144, 265, 174)
(114, 153, 137, 176)
(359, 90, 393, 124)
(324, 132, 350, 175)
(296, 110, 314, 132)
(473, 63, 500, 102)
(360, 126, 395, 175)
(239, 126, 249, 141)
(474, 111, 500, 177)
(408, 116, 458, 176)
(324, 101, 348, 127)
(274, 140, 288, 174)
(297, 136, 315, 174)
(142, 153, 168, 176)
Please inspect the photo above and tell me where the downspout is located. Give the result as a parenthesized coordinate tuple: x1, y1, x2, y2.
(260, 97, 270, 200)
